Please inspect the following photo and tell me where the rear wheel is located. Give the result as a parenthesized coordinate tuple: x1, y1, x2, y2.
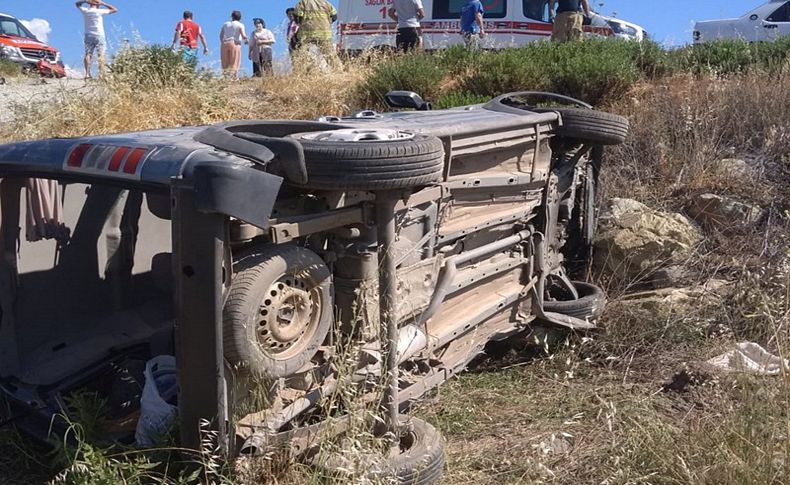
(223, 245, 332, 379)
(311, 416, 445, 485)
(291, 129, 445, 191)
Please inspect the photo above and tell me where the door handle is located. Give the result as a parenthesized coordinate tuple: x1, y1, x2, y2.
(764, 24, 778, 29)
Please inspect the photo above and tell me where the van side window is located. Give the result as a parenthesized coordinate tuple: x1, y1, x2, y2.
(523, 0, 550, 22)
(767, 2, 790, 22)
(432, 0, 507, 20)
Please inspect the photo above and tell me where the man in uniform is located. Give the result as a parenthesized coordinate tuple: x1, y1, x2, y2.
(549, 0, 591, 43)
(294, 0, 338, 66)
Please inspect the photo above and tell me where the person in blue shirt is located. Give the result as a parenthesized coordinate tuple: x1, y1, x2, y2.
(549, 0, 591, 43)
(460, 0, 485, 48)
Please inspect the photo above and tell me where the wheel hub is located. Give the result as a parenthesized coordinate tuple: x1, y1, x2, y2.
(300, 128, 415, 142)
(257, 277, 318, 355)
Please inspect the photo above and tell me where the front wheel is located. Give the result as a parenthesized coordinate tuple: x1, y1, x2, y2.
(539, 107, 630, 145)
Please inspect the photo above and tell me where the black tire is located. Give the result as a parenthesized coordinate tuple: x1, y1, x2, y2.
(223, 245, 332, 379)
(312, 416, 444, 485)
(543, 281, 606, 320)
(293, 133, 445, 191)
(539, 108, 629, 145)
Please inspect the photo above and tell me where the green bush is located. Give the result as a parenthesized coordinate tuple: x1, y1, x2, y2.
(434, 91, 490, 109)
(363, 38, 790, 109)
(667, 38, 790, 75)
(459, 39, 642, 105)
(0, 59, 22, 78)
(110, 45, 197, 89)
(361, 53, 450, 108)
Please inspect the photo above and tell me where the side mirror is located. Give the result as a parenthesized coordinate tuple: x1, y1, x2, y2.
(385, 90, 432, 111)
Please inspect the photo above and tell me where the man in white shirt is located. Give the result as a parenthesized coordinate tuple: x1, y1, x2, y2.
(388, 0, 425, 51)
(75, 0, 118, 79)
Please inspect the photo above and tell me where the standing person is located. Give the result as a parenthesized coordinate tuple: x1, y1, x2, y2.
(172, 11, 209, 65)
(293, 0, 338, 67)
(220, 11, 248, 79)
(249, 19, 275, 77)
(75, 0, 118, 79)
(549, 0, 591, 43)
(388, 0, 425, 52)
(285, 8, 300, 56)
(459, 0, 485, 48)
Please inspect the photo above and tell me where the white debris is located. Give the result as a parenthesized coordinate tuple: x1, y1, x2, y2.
(706, 342, 788, 376)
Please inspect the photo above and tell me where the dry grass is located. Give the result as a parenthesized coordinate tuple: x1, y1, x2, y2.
(1, 56, 789, 484)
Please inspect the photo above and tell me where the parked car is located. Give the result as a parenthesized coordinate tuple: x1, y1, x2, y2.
(694, 0, 790, 43)
(338, 0, 647, 52)
(0, 12, 65, 78)
(0, 91, 627, 483)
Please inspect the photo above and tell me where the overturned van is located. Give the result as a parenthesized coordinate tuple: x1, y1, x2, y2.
(0, 91, 627, 483)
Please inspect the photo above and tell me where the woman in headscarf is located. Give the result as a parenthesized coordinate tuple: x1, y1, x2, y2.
(249, 18, 276, 77)
(219, 10, 248, 79)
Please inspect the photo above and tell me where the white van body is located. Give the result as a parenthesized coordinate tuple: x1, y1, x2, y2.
(693, 0, 790, 43)
(337, 0, 646, 52)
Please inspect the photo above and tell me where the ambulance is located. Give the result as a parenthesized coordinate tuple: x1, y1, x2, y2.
(0, 11, 66, 78)
(337, 0, 647, 52)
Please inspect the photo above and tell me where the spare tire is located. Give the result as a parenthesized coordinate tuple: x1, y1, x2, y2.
(538, 108, 629, 145)
(543, 281, 606, 321)
(311, 416, 444, 485)
(291, 129, 445, 191)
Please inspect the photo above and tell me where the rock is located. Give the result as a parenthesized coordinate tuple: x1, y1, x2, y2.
(651, 265, 692, 289)
(715, 158, 755, 179)
(687, 193, 764, 228)
(594, 198, 703, 280)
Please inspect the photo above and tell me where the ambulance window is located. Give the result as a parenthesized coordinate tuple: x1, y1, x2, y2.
(432, 0, 507, 20)
(767, 2, 790, 22)
(523, 0, 550, 22)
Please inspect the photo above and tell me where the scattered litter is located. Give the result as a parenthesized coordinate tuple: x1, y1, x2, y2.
(706, 342, 788, 376)
(135, 355, 178, 447)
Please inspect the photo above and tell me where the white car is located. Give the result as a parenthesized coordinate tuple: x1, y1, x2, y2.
(338, 0, 647, 52)
(693, 0, 790, 43)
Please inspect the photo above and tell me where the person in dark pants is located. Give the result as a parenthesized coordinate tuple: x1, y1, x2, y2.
(249, 18, 275, 77)
(388, 0, 425, 52)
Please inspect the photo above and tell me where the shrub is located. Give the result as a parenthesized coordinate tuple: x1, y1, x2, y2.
(434, 91, 490, 109)
(670, 38, 790, 75)
(0, 59, 22, 78)
(459, 39, 642, 105)
(361, 53, 449, 108)
(110, 45, 198, 89)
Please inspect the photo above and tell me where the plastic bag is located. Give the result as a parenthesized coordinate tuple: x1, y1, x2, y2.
(135, 355, 178, 447)
(707, 342, 788, 376)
